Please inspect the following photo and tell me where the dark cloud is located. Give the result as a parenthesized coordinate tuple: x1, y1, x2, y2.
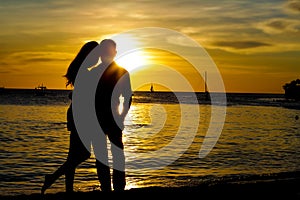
(4, 51, 73, 64)
(286, 0, 300, 13)
(23, 57, 70, 62)
(213, 41, 271, 49)
(0, 70, 12, 74)
(257, 18, 300, 34)
(0, 61, 9, 66)
(266, 20, 288, 30)
(0, 65, 22, 74)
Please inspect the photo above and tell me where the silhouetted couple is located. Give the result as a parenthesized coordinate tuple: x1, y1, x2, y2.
(41, 39, 132, 194)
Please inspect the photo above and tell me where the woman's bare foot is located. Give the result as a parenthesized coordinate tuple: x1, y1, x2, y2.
(41, 174, 53, 195)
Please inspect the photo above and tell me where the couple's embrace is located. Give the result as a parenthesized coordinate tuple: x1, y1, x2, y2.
(41, 39, 132, 193)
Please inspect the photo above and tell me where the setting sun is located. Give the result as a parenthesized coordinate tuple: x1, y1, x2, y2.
(101, 33, 151, 73)
(116, 50, 150, 72)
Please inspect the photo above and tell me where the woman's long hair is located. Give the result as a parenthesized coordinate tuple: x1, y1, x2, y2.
(64, 41, 99, 87)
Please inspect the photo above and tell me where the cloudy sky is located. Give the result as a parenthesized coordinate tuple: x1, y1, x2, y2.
(0, 0, 299, 93)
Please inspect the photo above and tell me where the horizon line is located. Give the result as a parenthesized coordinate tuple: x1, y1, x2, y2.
(1, 87, 285, 95)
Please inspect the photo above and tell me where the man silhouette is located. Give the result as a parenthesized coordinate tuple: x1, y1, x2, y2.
(94, 39, 132, 192)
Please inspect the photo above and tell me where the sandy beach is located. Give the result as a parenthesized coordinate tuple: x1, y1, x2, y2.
(1, 176, 299, 200)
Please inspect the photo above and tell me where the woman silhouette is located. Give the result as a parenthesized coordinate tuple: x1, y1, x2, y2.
(41, 41, 99, 194)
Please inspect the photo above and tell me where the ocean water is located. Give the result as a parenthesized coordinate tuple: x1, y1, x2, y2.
(0, 89, 299, 195)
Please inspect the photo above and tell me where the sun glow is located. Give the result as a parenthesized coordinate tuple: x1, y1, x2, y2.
(116, 50, 150, 72)
(100, 33, 150, 72)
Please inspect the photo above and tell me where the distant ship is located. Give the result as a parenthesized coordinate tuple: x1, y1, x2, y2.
(204, 71, 210, 101)
(150, 83, 154, 93)
(35, 83, 47, 96)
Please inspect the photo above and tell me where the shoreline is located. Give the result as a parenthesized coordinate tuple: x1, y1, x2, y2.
(1, 177, 299, 199)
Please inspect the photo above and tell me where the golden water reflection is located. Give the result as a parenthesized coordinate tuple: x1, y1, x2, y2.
(1, 102, 299, 194)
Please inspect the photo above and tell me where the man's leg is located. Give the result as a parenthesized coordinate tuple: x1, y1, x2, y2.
(65, 164, 76, 193)
(95, 159, 111, 192)
(108, 129, 126, 191)
(93, 132, 112, 192)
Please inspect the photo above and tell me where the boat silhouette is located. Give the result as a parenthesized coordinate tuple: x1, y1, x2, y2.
(35, 83, 47, 96)
(150, 83, 154, 93)
(204, 71, 210, 101)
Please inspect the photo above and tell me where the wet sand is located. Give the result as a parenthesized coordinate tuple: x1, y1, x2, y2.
(1, 177, 299, 200)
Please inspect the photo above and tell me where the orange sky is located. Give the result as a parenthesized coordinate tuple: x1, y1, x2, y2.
(0, 0, 300, 93)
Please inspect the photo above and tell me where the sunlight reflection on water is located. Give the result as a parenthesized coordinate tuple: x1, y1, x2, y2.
(0, 102, 300, 195)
